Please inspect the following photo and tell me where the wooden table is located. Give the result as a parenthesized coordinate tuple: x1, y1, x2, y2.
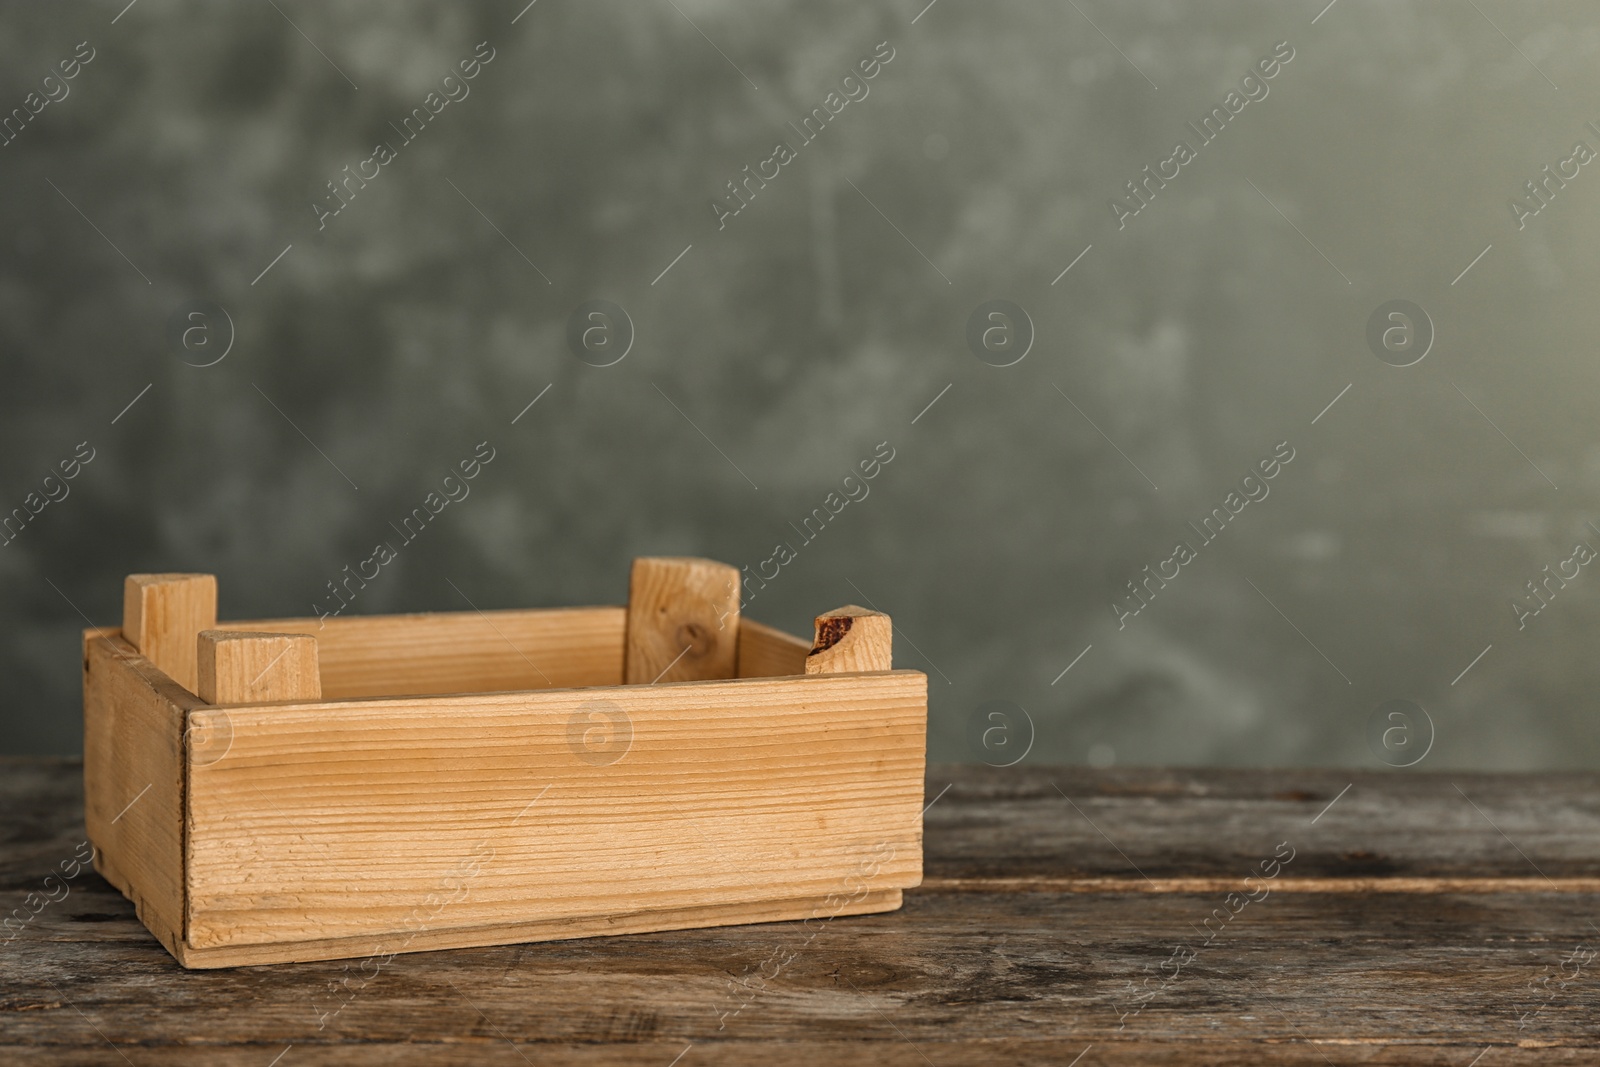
(4, 759, 1597, 1063)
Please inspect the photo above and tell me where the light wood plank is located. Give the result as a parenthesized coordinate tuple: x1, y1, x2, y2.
(623, 557, 740, 684)
(173, 890, 901, 969)
(214, 606, 625, 699)
(81, 633, 197, 959)
(735, 618, 811, 678)
(122, 573, 217, 694)
(804, 605, 892, 674)
(196, 630, 321, 705)
(184, 671, 927, 954)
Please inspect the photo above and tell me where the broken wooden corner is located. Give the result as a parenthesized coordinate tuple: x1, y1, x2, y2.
(83, 559, 926, 968)
(806, 604, 893, 674)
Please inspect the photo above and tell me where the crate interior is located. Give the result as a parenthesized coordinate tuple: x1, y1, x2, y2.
(205, 607, 809, 701)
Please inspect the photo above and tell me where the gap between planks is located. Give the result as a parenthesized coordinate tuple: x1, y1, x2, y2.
(921, 875, 1600, 894)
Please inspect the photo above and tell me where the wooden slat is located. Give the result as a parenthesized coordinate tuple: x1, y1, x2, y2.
(804, 605, 892, 674)
(182, 671, 928, 957)
(174, 890, 901, 968)
(0, 1043, 1579, 1067)
(80, 634, 196, 960)
(214, 606, 625, 699)
(735, 618, 811, 678)
(196, 630, 321, 705)
(623, 557, 740, 684)
(121, 573, 216, 694)
(921, 765, 1600, 884)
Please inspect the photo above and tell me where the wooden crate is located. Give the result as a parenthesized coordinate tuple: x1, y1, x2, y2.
(82, 558, 926, 968)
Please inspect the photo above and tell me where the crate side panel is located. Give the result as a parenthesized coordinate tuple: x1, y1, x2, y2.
(214, 606, 626, 699)
(735, 619, 811, 678)
(185, 671, 926, 949)
(83, 634, 192, 954)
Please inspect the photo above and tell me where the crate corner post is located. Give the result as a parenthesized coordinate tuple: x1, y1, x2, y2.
(804, 604, 893, 674)
(623, 556, 740, 683)
(84, 572, 218, 967)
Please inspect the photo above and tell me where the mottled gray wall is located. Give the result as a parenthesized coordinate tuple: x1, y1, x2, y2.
(4, 0, 1599, 769)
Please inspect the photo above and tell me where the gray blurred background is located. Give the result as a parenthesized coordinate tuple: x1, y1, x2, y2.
(4, 0, 1599, 769)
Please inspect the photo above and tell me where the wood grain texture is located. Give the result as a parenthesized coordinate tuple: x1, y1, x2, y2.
(173, 890, 902, 969)
(623, 557, 739, 684)
(735, 618, 810, 678)
(79, 634, 197, 960)
(182, 671, 927, 959)
(196, 630, 321, 705)
(6, 762, 1600, 1063)
(804, 605, 892, 674)
(121, 573, 216, 694)
(920, 765, 1600, 885)
(215, 606, 626, 699)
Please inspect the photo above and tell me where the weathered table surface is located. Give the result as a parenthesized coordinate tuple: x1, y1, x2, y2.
(4, 758, 1598, 1064)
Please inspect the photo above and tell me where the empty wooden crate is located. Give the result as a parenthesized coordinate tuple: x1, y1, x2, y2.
(82, 558, 927, 968)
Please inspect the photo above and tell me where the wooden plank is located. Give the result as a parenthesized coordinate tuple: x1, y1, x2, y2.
(623, 557, 739, 684)
(79, 635, 196, 960)
(173, 891, 901, 968)
(196, 630, 321, 705)
(11, 880, 1600, 1057)
(121, 573, 216, 694)
(920, 765, 1600, 884)
(736, 618, 811, 678)
(804, 605, 892, 674)
(7, 762, 1600, 1061)
(214, 606, 625, 699)
(182, 671, 927, 957)
(3, 1043, 1593, 1067)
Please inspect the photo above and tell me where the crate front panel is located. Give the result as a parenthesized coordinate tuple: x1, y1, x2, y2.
(184, 671, 927, 949)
